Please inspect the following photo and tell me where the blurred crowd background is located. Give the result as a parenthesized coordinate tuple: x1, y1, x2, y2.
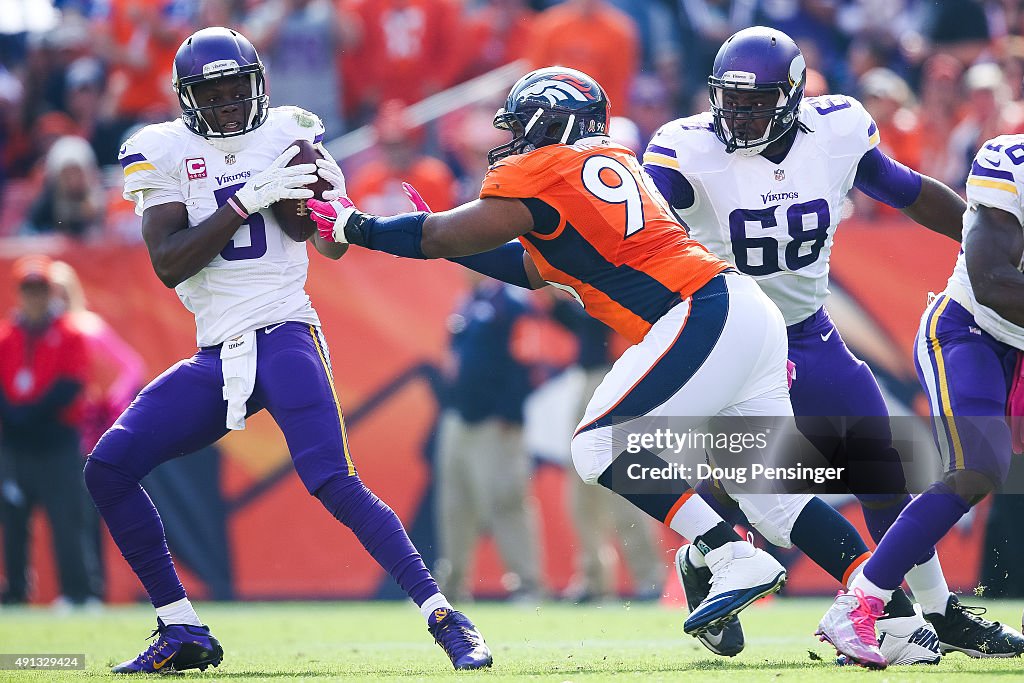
(2, 0, 1024, 239)
(3, 0, 1024, 608)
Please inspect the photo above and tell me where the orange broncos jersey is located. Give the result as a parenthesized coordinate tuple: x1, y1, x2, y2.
(480, 138, 729, 344)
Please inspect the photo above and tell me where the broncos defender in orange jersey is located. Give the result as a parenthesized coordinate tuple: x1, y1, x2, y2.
(307, 67, 868, 637)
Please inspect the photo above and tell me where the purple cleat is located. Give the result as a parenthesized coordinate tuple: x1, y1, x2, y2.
(428, 609, 493, 670)
(816, 589, 888, 669)
(111, 619, 223, 674)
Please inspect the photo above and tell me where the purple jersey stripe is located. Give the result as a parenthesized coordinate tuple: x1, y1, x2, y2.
(314, 132, 324, 144)
(119, 152, 147, 168)
(647, 144, 677, 158)
(970, 160, 1015, 182)
(867, 121, 878, 137)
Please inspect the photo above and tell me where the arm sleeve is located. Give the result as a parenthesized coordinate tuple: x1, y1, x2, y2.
(853, 146, 923, 209)
(448, 241, 532, 289)
(643, 163, 695, 210)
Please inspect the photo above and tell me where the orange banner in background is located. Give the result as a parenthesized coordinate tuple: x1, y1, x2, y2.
(0, 218, 980, 603)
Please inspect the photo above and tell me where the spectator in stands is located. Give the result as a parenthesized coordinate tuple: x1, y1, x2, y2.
(947, 62, 1024, 188)
(855, 68, 922, 217)
(91, 0, 187, 125)
(434, 271, 543, 603)
(23, 135, 105, 238)
(342, 0, 464, 125)
(911, 0, 991, 68)
(443, 104, 509, 204)
(675, 0, 758, 98)
(245, 0, 354, 136)
(916, 53, 965, 187)
(0, 255, 101, 608)
(627, 74, 675, 148)
(63, 57, 130, 167)
(455, 0, 536, 82)
(551, 294, 663, 603)
(49, 260, 144, 453)
(347, 100, 457, 214)
(528, 0, 639, 113)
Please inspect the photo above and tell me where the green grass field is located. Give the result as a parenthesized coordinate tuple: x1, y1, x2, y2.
(0, 599, 1022, 681)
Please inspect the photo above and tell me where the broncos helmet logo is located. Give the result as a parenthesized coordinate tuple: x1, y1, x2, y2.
(519, 74, 599, 106)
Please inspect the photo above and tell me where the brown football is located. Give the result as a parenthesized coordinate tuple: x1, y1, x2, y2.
(271, 139, 331, 242)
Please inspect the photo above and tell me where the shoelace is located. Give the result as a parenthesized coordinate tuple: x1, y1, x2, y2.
(434, 618, 480, 657)
(848, 589, 882, 646)
(953, 601, 1001, 630)
(136, 629, 171, 665)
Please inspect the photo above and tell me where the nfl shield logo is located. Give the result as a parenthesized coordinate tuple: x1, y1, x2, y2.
(774, 168, 785, 181)
(225, 154, 236, 165)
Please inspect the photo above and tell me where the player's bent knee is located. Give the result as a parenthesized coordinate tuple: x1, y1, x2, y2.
(83, 457, 138, 506)
(944, 469, 997, 507)
(735, 493, 813, 548)
(570, 429, 610, 485)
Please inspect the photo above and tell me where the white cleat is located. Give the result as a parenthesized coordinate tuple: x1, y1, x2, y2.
(683, 540, 786, 635)
(876, 604, 941, 665)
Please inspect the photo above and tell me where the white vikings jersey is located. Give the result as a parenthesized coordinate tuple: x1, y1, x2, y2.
(946, 135, 1024, 350)
(119, 106, 323, 347)
(644, 95, 880, 325)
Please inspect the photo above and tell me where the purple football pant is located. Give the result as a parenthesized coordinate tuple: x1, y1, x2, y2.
(85, 322, 438, 608)
(788, 307, 911, 542)
(914, 294, 1016, 485)
(862, 294, 1013, 590)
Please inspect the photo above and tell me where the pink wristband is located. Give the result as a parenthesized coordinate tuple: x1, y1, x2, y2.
(226, 195, 249, 219)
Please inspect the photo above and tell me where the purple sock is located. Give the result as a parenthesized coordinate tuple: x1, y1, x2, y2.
(860, 494, 911, 544)
(83, 459, 186, 607)
(863, 482, 969, 590)
(316, 475, 439, 606)
(695, 479, 745, 527)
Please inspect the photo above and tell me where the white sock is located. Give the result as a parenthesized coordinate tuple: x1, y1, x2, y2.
(905, 553, 951, 616)
(848, 572, 895, 603)
(687, 544, 708, 569)
(666, 492, 725, 545)
(155, 597, 202, 626)
(419, 592, 454, 622)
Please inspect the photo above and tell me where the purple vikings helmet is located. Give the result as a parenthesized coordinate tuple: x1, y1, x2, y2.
(489, 67, 609, 164)
(172, 27, 268, 139)
(709, 27, 806, 156)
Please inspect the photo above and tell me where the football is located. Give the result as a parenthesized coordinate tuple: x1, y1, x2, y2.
(271, 139, 332, 242)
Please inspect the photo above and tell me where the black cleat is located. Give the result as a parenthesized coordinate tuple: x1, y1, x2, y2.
(675, 544, 744, 656)
(924, 594, 1024, 658)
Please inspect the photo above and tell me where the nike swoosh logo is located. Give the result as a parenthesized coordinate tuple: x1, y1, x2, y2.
(254, 181, 272, 191)
(985, 156, 1002, 166)
(265, 323, 287, 334)
(152, 655, 173, 670)
(702, 627, 725, 646)
(820, 329, 834, 342)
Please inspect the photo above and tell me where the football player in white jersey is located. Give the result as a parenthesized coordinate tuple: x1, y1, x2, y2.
(90, 27, 491, 673)
(824, 135, 1024, 666)
(644, 26, 1018, 666)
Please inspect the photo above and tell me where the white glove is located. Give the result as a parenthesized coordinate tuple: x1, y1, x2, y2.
(314, 149, 347, 201)
(233, 145, 317, 214)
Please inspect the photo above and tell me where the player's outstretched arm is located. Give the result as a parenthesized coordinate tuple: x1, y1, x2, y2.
(308, 195, 535, 259)
(853, 147, 965, 241)
(899, 174, 966, 242)
(965, 204, 1024, 327)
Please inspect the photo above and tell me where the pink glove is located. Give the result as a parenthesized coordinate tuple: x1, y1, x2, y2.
(1007, 351, 1024, 454)
(307, 196, 355, 243)
(786, 359, 797, 390)
(402, 182, 432, 213)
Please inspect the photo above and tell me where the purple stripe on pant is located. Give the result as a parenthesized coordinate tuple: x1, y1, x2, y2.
(914, 294, 1016, 486)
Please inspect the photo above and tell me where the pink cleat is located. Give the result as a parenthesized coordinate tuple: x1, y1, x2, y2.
(816, 589, 888, 669)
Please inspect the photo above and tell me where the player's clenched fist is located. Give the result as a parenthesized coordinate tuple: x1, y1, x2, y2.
(232, 145, 317, 215)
